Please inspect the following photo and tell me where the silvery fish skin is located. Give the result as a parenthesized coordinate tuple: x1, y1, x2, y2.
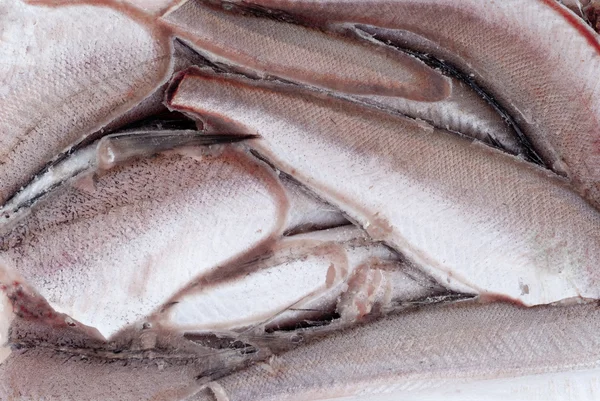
(161, 0, 451, 102)
(167, 67, 600, 306)
(0, 0, 173, 206)
(101, 40, 210, 134)
(235, 0, 600, 208)
(0, 145, 289, 339)
(189, 302, 600, 401)
(159, 0, 524, 155)
(151, 226, 444, 333)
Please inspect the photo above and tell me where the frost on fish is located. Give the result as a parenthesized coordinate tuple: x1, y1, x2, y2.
(234, 0, 600, 210)
(0, 0, 171, 206)
(0, 145, 289, 338)
(161, 0, 451, 101)
(0, 127, 255, 228)
(150, 226, 446, 333)
(188, 302, 600, 401)
(26, 0, 187, 17)
(158, 0, 526, 156)
(167, 67, 600, 306)
(101, 40, 211, 134)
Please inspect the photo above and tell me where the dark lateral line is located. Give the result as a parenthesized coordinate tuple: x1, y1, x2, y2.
(365, 31, 546, 167)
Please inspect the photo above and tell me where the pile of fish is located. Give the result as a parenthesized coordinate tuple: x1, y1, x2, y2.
(1, 0, 600, 399)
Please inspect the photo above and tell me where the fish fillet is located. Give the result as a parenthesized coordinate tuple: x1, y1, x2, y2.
(0, 0, 171, 206)
(0, 145, 289, 338)
(167, 67, 600, 306)
(188, 302, 600, 401)
(235, 0, 600, 208)
(159, 0, 525, 154)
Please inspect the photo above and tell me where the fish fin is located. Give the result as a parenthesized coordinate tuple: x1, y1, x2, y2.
(96, 130, 257, 169)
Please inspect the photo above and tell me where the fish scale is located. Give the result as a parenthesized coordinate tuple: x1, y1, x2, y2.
(0, 0, 172, 206)
(186, 303, 600, 401)
(235, 0, 600, 209)
(0, 146, 289, 338)
(167, 67, 600, 305)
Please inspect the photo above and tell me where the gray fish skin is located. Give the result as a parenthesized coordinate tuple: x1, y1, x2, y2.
(0, 347, 201, 401)
(188, 303, 600, 401)
(235, 0, 600, 208)
(161, 0, 451, 102)
(167, 67, 600, 306)
(0, 0, 172, 206)
(0, 145, 289, 339)
(0, 129, 256, 229)
(159, 0, 524, 155)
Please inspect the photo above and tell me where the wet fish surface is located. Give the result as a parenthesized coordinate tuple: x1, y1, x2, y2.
(168, 67, 600, 306)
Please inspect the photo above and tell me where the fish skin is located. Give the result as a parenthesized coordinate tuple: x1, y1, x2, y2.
(167, 67, 600, 306)
(0, 145, 289, 338)
(0, 347, 204, 401)
(279, 174, 349, 236)
(234, 0, 600, 208)
(160, 0, 451, 102)
(150, 226, 444, 333)
(101, 40, 212, 134)
(0, 0, 172, 206)
(0, 129, 256, 230)
(187, 302, 600, 401)
(159, 0, 525, 155)
(25, 0, 187, 17)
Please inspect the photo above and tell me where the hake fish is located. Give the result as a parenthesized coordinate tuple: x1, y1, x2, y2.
(188, 302, 600, 401)
(161, 0, 450, 102)
(235, 0, 600, 209)
(0, 0, 172, 206)
(151, 226, 446, 333)
(167, 67, 600, 306)
(0, 140, 289, 339)
(160, 0, 524, 155)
